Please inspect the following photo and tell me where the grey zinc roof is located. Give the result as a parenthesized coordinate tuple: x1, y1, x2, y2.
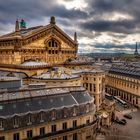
(109, 65, 140, 79)
(0, 91, 93, 117)
(72, 92, 93, 104)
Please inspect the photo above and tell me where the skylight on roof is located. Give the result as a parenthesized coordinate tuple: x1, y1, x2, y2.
(50, 99, 53, 103)
(61, 97, 64, 101)
(38, 100, 42, 105)
(13, 104, 16, 109)
(26, 102, 30, 107)
(0, 105, 3, 110)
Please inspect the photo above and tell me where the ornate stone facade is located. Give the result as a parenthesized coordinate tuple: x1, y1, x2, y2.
(0, 16, 107, 140)
(0, 17, 78, 64)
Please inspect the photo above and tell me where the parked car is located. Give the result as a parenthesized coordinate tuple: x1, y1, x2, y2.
(123, 114, 132, 119)
(115, 118, 126, 125)
(120, 119, 127, 124)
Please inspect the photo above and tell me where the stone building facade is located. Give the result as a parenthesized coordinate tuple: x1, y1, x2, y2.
(105, 64, 140, 107)
(0, 17, 78, 64)
(0, 16, 108, 140)
(0, 86, 97, 140)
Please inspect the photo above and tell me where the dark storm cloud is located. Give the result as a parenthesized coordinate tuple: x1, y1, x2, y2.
(0, 0, 87, 24)
(83, 0, 140, 35)
(88, 0, 132, 12)
(1, 0, 140, 35)
(80, 19, 137, 34)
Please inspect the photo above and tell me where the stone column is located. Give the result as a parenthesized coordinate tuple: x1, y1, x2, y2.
(80, 130, 86, 140)
(95, 94, 100, 111)
(68, 134, 72, 140)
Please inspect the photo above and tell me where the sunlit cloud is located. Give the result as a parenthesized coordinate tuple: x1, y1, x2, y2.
(58, 0, 88, 10)
(100, 12, 134, 21)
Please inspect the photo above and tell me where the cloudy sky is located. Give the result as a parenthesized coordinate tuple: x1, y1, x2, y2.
(0, 0, 140, 53)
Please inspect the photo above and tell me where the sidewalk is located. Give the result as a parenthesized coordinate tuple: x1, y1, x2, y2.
(95, 134, 105, 140)
(122, 108, 137, 114)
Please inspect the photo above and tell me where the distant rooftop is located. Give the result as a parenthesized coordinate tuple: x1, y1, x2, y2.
(32, 67, 79, 80)
(109, 64, 140, 79)
(72, 68, 104, 75)
(0, 76, 20, 81)
(0, 76, 22, 89)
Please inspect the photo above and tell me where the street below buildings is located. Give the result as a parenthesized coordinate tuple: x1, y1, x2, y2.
(106, 101, 140, 140)
(105, 109, 140, 140)
(95, 99, 140, 140)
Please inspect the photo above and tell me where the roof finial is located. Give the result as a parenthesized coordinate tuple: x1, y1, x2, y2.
(74, 32, 77, 42)
(15, 19, 19, 32)
(134, 42, 139, 55)
(50, 16, 56, 24)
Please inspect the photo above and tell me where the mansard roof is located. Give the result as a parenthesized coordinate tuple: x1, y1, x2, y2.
(109, 64, 140, 79)
(0, 86, 93, 117)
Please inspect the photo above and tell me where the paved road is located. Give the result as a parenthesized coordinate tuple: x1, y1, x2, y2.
(105, 109, 140, 140)
(117, 110, 140, 139)
(95, 99, 140, 140)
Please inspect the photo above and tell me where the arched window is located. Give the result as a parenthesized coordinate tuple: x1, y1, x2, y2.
(52, 50, 54, 54)
(48, 39, 58, 47)
(52, 40, 54, 47)
(55, 42, 57, 47)
(49, 50, 51, 54)
(49, 41, 51, 47)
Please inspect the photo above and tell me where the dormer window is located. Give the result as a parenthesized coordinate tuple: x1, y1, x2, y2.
(86, 104, 89, 113)
(27, 114, 32, 125)
(40, 112, 44, 123)
(73, 107, 76, 116)
(13, 116, 19, 128)
(52, 110, 56, 120)
(0, 119, 3, 130)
